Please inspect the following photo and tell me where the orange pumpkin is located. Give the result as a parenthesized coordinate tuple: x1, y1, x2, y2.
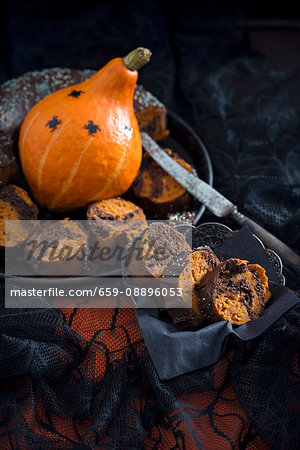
(19, 48, 151, 212)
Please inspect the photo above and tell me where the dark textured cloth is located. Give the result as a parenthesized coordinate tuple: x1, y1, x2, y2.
(0, 1, 299, 448)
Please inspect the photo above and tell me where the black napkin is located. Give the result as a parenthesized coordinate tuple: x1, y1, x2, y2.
(135, 227, 299, 380)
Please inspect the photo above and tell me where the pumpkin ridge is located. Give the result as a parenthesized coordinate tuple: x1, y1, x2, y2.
(55, 140, 128, 211)
(90, 135, 137, 202)
(49, 138, 94, 210)
(20, 111, 40, 152)
(38, 118, 71, 203)
(21, 88, 67, 151)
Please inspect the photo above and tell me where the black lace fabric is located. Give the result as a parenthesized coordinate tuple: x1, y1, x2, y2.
(0, 292, 299, 448)
(0, 1, 299, 448)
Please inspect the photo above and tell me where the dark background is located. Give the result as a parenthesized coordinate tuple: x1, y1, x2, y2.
(1, 0, 299, 290)
(2, 0, 300, 83)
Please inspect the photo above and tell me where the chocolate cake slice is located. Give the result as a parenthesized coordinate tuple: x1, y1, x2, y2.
(126, 222, 191, 279)
(133, 85, 168, 141)
(26, 220, 88, 275)
(195, 258, 271, 325)
(177, 248, 220, 318)
(0, 184, 38, 249)
(0, 69, 167, 187)
(87, 198, 147, 269)
(129, 148, 194, 215)
(87, 197, 146, 222)
(161, 247, 219, 329)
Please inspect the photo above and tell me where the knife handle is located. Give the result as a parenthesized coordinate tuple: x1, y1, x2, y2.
(228, 207, 300, 266)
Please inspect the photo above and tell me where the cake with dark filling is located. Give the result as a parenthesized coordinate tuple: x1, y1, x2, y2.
(195, 258, 271, 325)
(0, 69, 167, 188)
(87, 198, 147, 270)
(0, 184, 38, 249)
(129, 148, 194, 215)
(25, 219, 87, 275)
(87, 197, 146, 222)
(133, 85, 168, 141)
(162, 247, 219, 330)
(126, 222, 191, 279)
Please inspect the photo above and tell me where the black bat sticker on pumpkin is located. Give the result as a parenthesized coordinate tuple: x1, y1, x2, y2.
(45, 116, 62, 132)
(83, 120, 101, 137)
(68, 90, 84, 98)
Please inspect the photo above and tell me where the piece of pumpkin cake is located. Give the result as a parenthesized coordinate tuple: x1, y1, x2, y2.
(126, 222, 191, 279)
(162, 247, 219, 329)
(130, 148, 193, 215)
(25, 220, 88, 275)
(0, 184, 38, 249)
(133, 85, 168, 141)
(87, 198, 147, 270)
(195, 258, 271, 325)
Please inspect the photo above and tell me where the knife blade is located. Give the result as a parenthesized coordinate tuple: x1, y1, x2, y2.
(141, 132, 300, 266)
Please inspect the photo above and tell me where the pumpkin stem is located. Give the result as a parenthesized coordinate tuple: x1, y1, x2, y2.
(122, 47, 151, 71)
